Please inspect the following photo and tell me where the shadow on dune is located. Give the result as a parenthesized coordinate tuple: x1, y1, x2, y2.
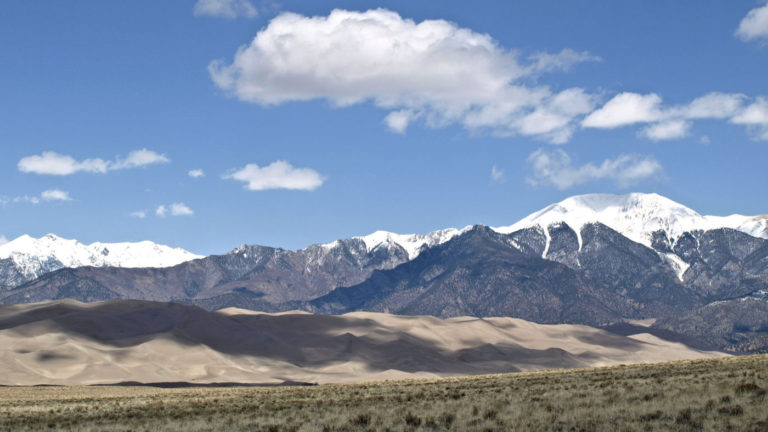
(0, 300, 660, 376)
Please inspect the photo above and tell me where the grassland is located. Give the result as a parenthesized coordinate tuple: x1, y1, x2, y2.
(0, 355, 766, 431)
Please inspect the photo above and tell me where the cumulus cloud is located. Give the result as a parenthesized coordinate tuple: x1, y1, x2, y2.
(194, 0, 257, 19)
(188, 169, 205, 178)
(155, 203, 194, 218)
(491, 165, 505, 183)
(526, 149, 663, 190)
(18, 149, 169, 176)
(225, 161, 325, 191)
(40, 189, 72, 201)
(736, 2, 768, 42)
(209, 9, 598, 142)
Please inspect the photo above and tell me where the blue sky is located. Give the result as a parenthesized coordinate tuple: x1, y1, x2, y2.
(1, 0, 767, 254)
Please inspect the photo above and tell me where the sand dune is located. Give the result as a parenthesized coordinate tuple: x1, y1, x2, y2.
(0, 300, 727, 386)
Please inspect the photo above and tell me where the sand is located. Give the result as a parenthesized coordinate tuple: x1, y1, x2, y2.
(0, 299, 727, 386)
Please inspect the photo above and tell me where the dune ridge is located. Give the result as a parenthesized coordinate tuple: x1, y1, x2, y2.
(0, 299, 726, 386)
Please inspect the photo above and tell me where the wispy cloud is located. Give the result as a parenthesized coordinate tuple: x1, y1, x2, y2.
(18, 149, 169, 176)
(209, 9, 598, 143)
(225, 161, 325, 191)
(491, 165, 505, 183)
(526, 149, 663, 190)
(0, 235, 7, 246)
(736, 2, 768, 42)
(130, 211, 147, 219)
(193, 0, 257, 19)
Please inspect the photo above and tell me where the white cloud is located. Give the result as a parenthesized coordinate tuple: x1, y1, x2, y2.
(111, 149, 170, 170)
(41, 189, 72, 201)
(582, 93, 663, 129)
(209, 9, 598, 142)
(682, 92, 746, 119)
(18, 149, 169, 176)
(0, 235, 7, 246)
(384, 110, 414, 134)
(194, 0, 257, 19)
(527, 49, 602, 74)
(225, 161, 325, 191)
(491, 165, 505, 183)
(188, 169, 205, 178)
(641, 120, 691, 141)
(731, 98, 768, 125)
(169, 203, 194, 216)
(731, 98, 768, 141)
(155, 205, 167, 217)
(130, 211, 147, 219)
(736, 3, 768, 42)
(13, 195, 40, 204)
(17, 152, 108, 175)
(582, 91, 767, 141)
(526, 148, 663, 190)
(6, 189, 73, 205)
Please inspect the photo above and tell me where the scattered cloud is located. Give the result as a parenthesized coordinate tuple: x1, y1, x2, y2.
(736, 2, 768, 42)
(155, 203, 194, 217)
(18, 149, 169, 176)
(583, 92, 768, 141)
(3, 189, 73, 205)
(641, 120, 691, 141)
(225, 160, 325, 191)
(384, 110, 414, 134)
(193, 0, 257, 19)
(13, 195, 40, 204)
(582, 93, 663, 129)
(491, 165, 505, 183)
(130, 211, 147, 219)
(40, 189, 72, 201)
(526, 148, 663, 190)
(188, 169, 205, 178)
(169, 203, 194, 216)
(527, 49, 602, 74)
(209, 9, 598, 142)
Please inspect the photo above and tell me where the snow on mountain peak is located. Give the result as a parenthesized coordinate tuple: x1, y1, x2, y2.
(494, 192, 768, 247)
(321, 227, 471, 260)
(0, 234, 203, 270)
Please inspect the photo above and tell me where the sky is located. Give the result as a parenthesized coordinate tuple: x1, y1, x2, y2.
(1, 0, 767, 255)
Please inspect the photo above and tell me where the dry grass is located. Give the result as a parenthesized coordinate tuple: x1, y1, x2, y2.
(0, 355, 766, 431)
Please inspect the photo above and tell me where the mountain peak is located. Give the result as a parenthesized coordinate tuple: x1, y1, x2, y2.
(495, 192, 766, 247)
(0, 234, 202, 270)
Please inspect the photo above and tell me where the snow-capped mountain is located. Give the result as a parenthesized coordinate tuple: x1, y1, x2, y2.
(0, 234, 202, 287)
(323, 227, 471, 260)
(494, 193, 768, 248)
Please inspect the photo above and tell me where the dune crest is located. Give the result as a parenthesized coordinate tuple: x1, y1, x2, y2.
(0, 300, 726, 386)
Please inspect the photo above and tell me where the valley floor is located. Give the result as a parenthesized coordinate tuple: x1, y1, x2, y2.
(0, 355, 766, 431)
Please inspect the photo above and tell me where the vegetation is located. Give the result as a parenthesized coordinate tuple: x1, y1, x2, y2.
(0, 355, 766, 431)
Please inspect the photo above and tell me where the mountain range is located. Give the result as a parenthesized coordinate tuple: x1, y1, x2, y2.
(2, 193, 767, 353)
